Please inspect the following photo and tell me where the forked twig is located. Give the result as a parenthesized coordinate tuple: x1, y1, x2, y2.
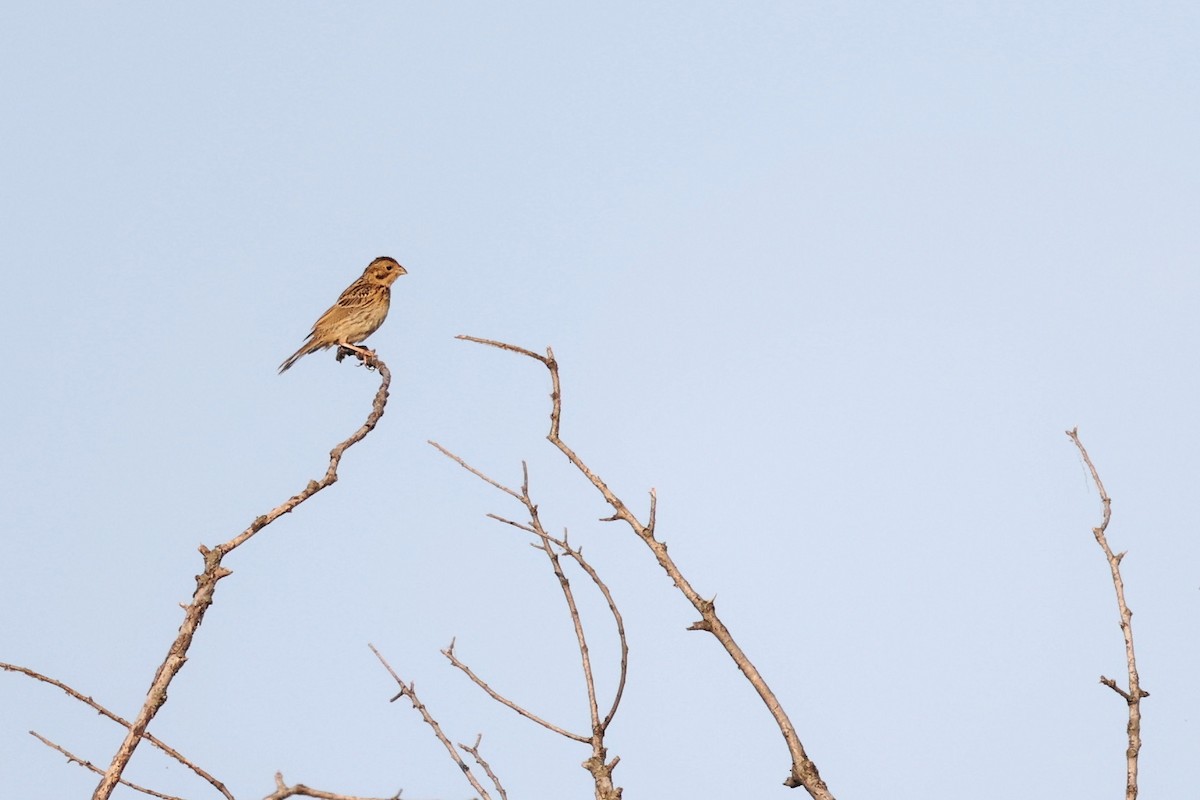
(90, 355, 393, 800)
(1066, 428, 1148, 800)
(459, 734, 508, 800)
(455, 334, 831, 798)
(544, 530, 630, 732)
(369, 644, 494, 800)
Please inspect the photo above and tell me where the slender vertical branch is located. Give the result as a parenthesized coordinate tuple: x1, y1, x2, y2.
(91, 356, 392, 800)
(1066, 428, 1148, 800)
(519, 464, 602, 735)
(549, 531, 629, 733)
(455, 335, 831, 798)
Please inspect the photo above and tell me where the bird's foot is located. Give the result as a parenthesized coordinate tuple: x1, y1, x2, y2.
(336, 343, 378, 369)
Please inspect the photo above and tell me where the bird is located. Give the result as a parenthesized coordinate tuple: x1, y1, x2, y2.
(278, 256, 407, 373)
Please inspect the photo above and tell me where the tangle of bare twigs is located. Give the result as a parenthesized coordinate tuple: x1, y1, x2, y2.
(425, 447, 627, 798)
(445, 335, 830, 798)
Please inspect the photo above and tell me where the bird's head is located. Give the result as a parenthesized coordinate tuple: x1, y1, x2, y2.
(365, 256, 407, 285)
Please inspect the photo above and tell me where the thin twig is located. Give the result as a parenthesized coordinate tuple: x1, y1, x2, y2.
(429, 439, 523, 501)
(91, 355, 392, 800)
(1066, 428, 1147, 800)
(455, 335, 548, 363)
(264, 771, 403, 800)
(29, 731, 184, 800)
(459, 735, 508, 800)
(519, 463, 603, 739)
(1, 662, 233, 799)
(369, 644, 493, 800)
(486, 512, 537, 534)
(458, 335, 832, 798)
(440, 640, 588, 743)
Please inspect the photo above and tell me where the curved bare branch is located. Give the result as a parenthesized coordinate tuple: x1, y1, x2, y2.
(91, 355, 393, 800)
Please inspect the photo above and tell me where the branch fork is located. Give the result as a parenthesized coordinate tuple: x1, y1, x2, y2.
(445, 335, 832, 798)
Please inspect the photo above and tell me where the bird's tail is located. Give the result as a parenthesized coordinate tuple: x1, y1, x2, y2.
(278, 341, 318, 373)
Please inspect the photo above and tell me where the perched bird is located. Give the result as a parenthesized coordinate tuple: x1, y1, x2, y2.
(278, 256, 407, 373)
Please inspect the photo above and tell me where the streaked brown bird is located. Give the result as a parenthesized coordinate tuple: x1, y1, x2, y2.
(278, 256, 407, 373)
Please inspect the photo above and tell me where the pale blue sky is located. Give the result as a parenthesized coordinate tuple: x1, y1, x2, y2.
(2, 3, 1198, 798)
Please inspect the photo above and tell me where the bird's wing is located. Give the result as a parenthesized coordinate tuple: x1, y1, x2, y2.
(306, 279, 385, 333)
(334, 279, 383, 310)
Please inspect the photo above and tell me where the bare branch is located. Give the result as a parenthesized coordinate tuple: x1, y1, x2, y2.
(1066, 428, 1148, 800)
(91, 356, 393, 800)
(441, 641, 588, 743)
(459, 735, 508, 800)
(265, 771, 403, 800)
(369, 644, 494, 800)
(519, 480, 602, 737)
(428, 442, 626, 798)
(30, 732, 184, 800)
(541, 531, 630, 732)
(455, 335, 549, 364)
(1100, 676, 1134, 701)
(486, 512, 537, 534)
(429, 439, 523, 501)
(1, 662, 233, 799)
(458, 335, 831, 798)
